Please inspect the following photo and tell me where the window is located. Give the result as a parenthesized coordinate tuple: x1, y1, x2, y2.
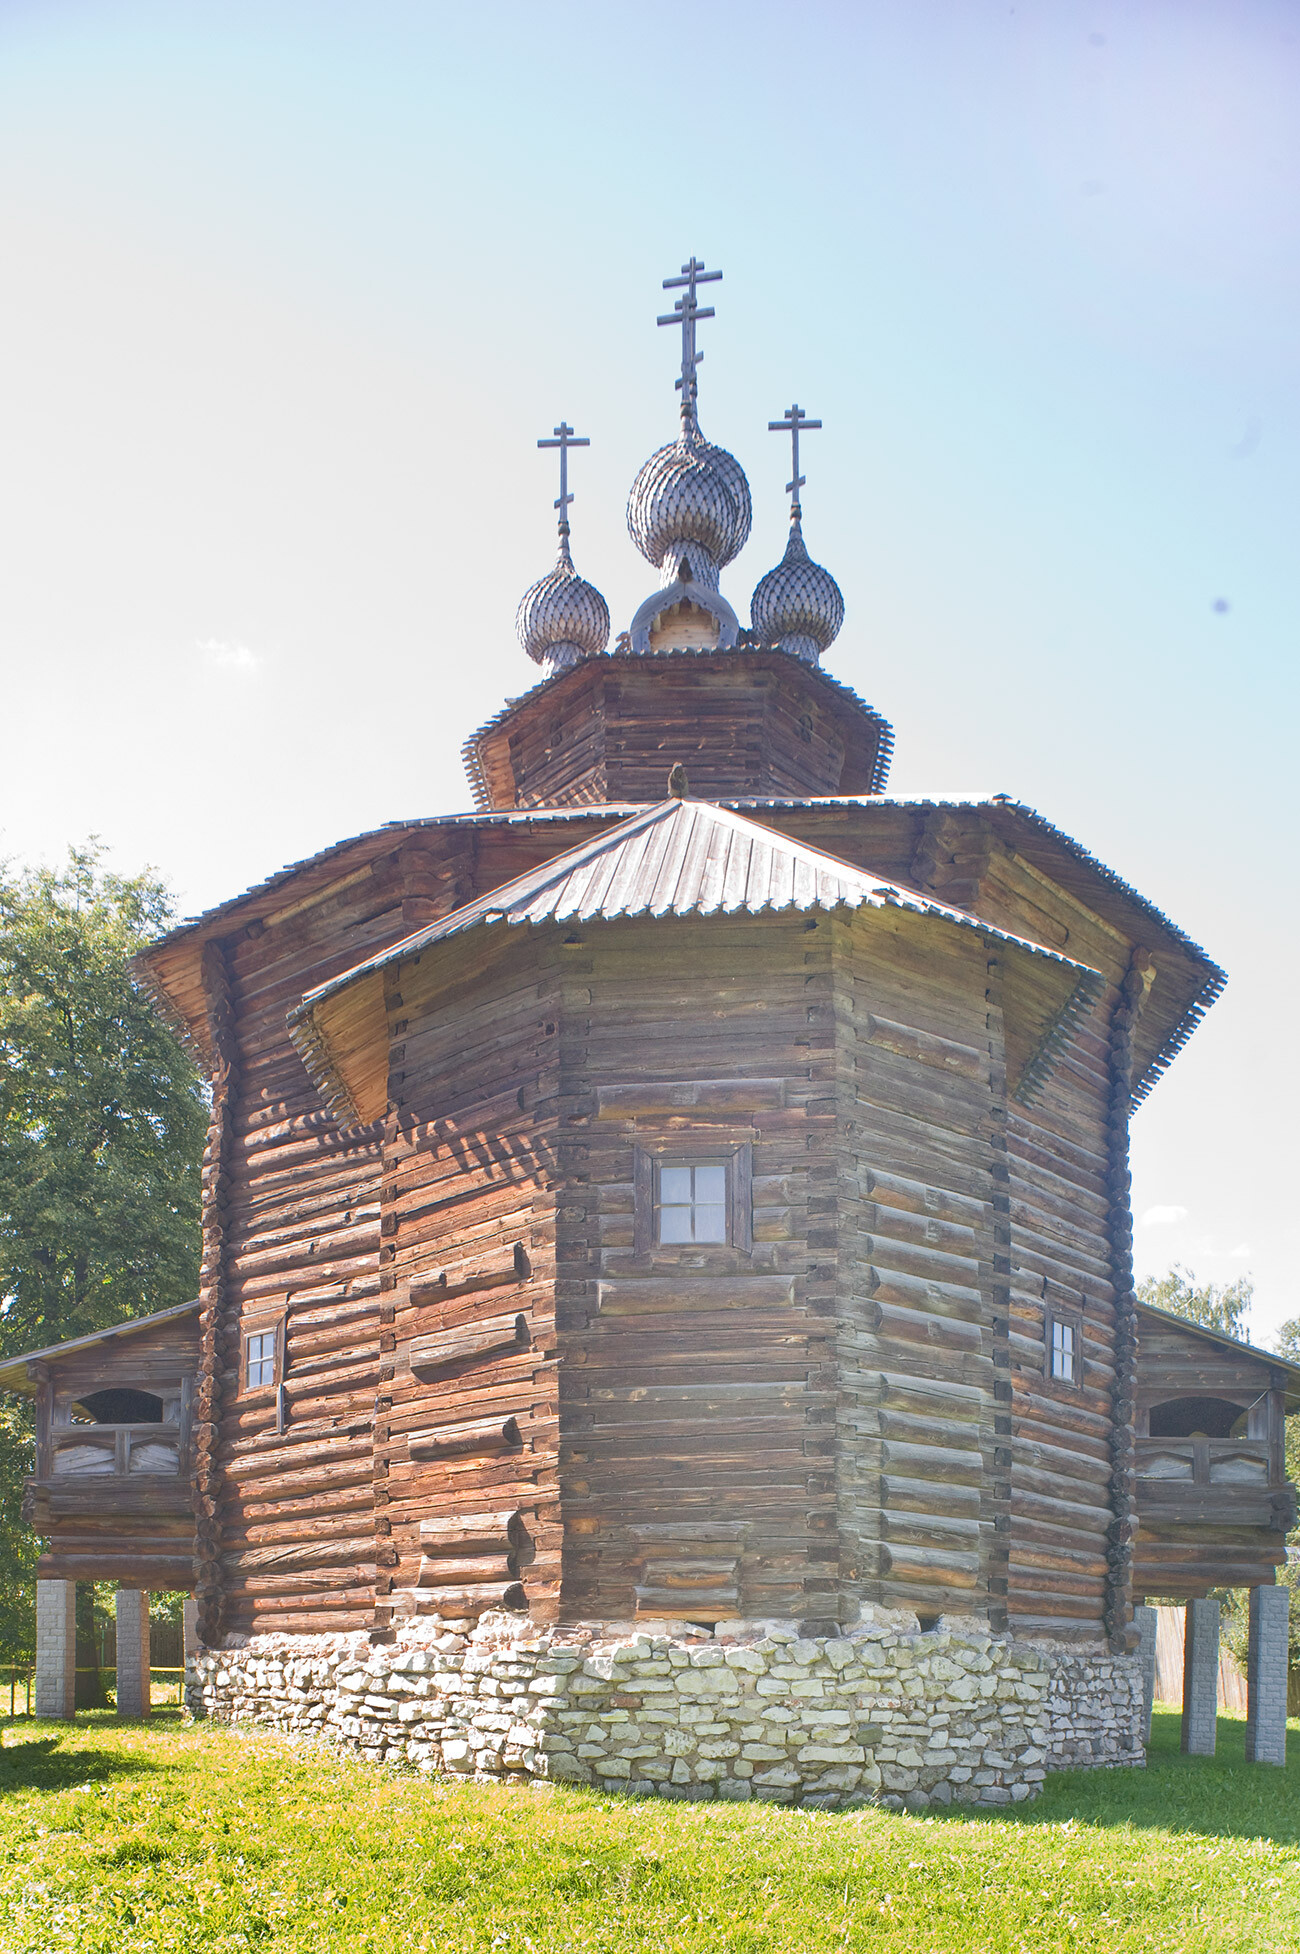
(1050, 1317, 1076, 1383)
(245, 1330, 277, 1390)
(657, 1162, 729, 1244)
(1044, 1305, 1083, 1389)
(633, 1143, 753, 1256)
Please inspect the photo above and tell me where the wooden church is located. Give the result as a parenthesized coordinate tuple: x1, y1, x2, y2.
(5, 259, 1295, 1786)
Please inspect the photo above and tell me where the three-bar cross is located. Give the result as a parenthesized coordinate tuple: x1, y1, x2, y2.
(768, 402, 823, 517)
(658, 256, 722, 411)
(537, 421, 591, 529)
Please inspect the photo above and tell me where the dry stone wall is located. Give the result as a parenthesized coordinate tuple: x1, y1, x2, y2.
(188, 1606, 1143, 1808)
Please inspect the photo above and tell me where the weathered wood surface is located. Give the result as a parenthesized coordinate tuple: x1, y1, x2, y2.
(1131, 1306, 1295, 1598)
(25, 1314, 200, 1588)
(467, 651, 889, 812)
(377, 928, 560, 1634)
(108, 753, 1248, 1643)
(203, 840, 479, 1635)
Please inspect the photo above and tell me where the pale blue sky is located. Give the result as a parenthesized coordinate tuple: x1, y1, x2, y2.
(1, 1, 1295, 1332)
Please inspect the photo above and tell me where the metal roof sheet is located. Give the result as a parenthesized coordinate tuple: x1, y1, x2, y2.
(134, 790, 1222, 1107)
(289, 797, 1105, 1125)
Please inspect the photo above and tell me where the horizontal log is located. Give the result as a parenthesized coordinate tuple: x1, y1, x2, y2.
(635, 1586, 739, 1614)
(862, 1168, 986, 1228)
(225, 1535, 375, 1572)
(879, 1544, 979, 1587)
(409, 1313, 530, 1373)
(408, 1415, 521, 1458)
(862, 1015, 985, 1079)
(596, 1078, 786, 1120)
(415, 1580, 526, 1612)
(409, 1246, 529, 1305)
(417, 1553, 516, 1586)
(869, 1300, 983, 1353)
(596, 1277, 795, 1315)
(419, 1508, 524, 1552)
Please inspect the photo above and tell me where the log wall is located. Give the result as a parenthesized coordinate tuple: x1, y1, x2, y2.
(555, 912, 840, 1624)
(205, 841, 473, 1637)
(378, 928, 562, 1633)
(832, 903, 1004, 1626)
(973, 841, 1133, 1643)
(474, 654, 886, 810)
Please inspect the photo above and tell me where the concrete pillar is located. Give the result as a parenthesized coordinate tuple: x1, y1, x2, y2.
(1180, 1596, 1219, 1756)
(34, 1579, 76, 1720)
(114, 1589, 151, 1719)
(1245, 1585, 1289, 1766)
(1134, 1603, 1158, 1742)
(182, 1597, 199, 1663)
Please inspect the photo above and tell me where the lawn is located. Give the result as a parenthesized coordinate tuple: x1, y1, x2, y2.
(0, 1707, 1296, 1954)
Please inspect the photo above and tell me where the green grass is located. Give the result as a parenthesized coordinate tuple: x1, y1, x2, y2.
(0, 1707, 1296, 1953)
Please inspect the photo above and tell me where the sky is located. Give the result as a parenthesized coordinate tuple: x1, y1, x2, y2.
(0, 0, 1296, 1339)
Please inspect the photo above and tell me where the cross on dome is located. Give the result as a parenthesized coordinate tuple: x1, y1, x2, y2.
(537, 421, 591, 542)
(768, 402, 823, 521)
(657, 256, 722, 420)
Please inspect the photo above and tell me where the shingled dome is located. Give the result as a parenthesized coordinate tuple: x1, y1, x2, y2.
(515, 537, 610, 674)
(627, 420, 752, 588)
(750, 516, 845, 665)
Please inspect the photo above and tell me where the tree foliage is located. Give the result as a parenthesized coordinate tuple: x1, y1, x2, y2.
(0, 845, 206, 1659)
(1135, 1262, 1254, 1342)
(0, 844, 206, 1355)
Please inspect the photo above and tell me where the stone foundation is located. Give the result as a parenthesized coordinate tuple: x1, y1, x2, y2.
(188, 1607, 1144, 1808)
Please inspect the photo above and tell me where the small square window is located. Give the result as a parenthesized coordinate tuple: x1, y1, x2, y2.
(633, 1143, 753, 1257)
(657, 1161, 729, 1244)
(245, 1330, 277, 1390)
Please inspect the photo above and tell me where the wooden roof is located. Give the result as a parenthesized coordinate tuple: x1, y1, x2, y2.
(289, 797, 1105, 1127)
(1136, 1300, 1300, 1413)
(0, 1299, 201, 1396)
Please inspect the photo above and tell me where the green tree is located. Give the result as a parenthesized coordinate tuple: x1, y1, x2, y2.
(0, 843, 206, 1353)
(0, 1398, 37, 1661)
(0, 844, 206, 1662)
(1136, 1262, 1254, 1341)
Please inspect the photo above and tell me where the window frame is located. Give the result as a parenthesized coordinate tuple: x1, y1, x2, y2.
(240, 1312, 286, 1399)
(1043, 1304, 1084, 1391)
(633, 1142, 753, 1257)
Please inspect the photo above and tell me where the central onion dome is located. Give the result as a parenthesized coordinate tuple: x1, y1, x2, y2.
(750, 516, 844, 666)
(627, 420, 752, 590)
(516, 532, 610, 676)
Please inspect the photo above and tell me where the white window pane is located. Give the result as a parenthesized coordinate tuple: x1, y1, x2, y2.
(659, 1206, 693, 1243)
(694, 1164, 727, 1205)
(694, 1203, 728, 1244)
(660, 1166, 692, 1205)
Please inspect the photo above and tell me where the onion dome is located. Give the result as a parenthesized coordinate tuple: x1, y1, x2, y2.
(516, 532, 610, 676)
(750, 516, 844, 666)
(627, 419, 752, 590)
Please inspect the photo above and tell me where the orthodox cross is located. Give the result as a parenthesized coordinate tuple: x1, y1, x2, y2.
(658, 256, 722, 411)
(768, 402, 822, 517)
(537, 421, 590, 532)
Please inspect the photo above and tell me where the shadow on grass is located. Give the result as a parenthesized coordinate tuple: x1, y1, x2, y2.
(935, 1708, 1300, 1848)
(0, 1710, 181, 1799)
